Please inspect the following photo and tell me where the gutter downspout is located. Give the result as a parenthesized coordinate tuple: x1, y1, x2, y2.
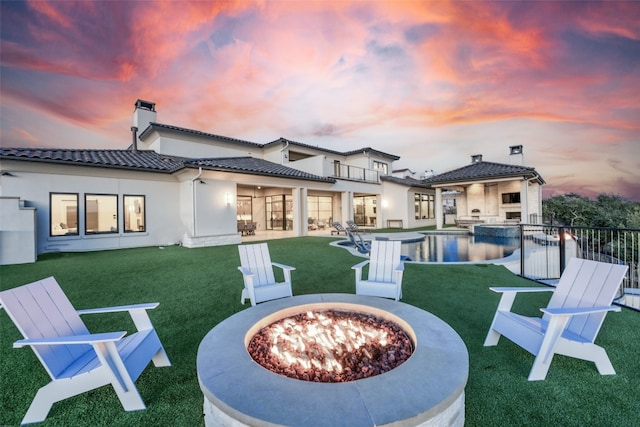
(281, 140, 289, 164)
(191, 167, 203, 236)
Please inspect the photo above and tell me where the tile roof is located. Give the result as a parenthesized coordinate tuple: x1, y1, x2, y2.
(242, 137, 401, 160)
(140, 126, 400, 160)
(140, 123, 263, 148)
(0, 149, 335, 183)
(187, 157, 336, 183)
(423, 161, 545, 185)
(381, 175, 431, 188)
(0, 148, 184, 171)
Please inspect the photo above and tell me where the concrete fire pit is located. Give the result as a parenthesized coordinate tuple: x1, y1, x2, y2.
(197, 294, 468, 426)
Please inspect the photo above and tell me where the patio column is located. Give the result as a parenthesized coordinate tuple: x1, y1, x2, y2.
(520, 180, 528, 223)
(293, 187, 307, 236)
(342, 191, 353, 223)
(435, 188, 443, 230)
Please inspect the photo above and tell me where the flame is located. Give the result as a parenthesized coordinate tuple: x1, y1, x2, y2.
(263, 310, 391, 374)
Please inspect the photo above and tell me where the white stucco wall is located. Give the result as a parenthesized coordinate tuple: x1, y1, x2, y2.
(0, 161, 185, 255)
(0, 197, 37, 265)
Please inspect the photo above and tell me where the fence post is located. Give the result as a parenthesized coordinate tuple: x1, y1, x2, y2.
(519, 224, 525, 277)
(559, 226, 566, 274)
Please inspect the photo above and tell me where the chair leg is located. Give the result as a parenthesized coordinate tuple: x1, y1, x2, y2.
(21, 374, 109, 425)
(556, 341, 616, 376)
(527, 315, 569, 381)
(152, 347, 172, 367)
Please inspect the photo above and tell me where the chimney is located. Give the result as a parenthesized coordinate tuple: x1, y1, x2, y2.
(509, 145, 523, 165)
(471, 154, 483, 163)
(132, 99, 157, 146)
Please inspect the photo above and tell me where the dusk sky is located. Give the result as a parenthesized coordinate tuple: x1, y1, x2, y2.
(1, 1, 639, 201)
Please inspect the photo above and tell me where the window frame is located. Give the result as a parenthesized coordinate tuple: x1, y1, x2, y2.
(501, 192, 521, 204)
(123, 194, 146, 233)
(50, 192, 79, 237)
(84, 193, 119, 235)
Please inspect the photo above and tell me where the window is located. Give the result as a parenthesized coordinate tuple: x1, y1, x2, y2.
(502, 192, 521, 204)
(307, 196, 333, 227)
(414, 193, 435, 219)
(50, 193, 79, 236)
(266, 195, 293, 230)
(85, 194, 118, 234)
(236, 196, 253, 223)
(353, 195, 377, 226)
(506, 212, 521, 220)
(124, 195, 145, 232)
(373, 161, 388, 175)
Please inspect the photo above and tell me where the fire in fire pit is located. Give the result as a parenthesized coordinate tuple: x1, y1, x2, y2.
(247, 309, 413, 382)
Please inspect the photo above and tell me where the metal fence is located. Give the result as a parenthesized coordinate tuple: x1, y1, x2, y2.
(519, 224, 640, 310)
(333, 164, 379, 183)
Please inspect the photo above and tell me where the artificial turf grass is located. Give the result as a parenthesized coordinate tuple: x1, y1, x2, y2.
(1, 237, 639, 426)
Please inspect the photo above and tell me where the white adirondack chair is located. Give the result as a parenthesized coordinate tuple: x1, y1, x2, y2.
(352, 240, 405, 301)
(0, 276, 171, 425)
(238, 243, 295, 306)
(484, 258, 628, 381)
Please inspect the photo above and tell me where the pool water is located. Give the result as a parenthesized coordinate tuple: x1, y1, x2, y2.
(403, 234, 520, 263)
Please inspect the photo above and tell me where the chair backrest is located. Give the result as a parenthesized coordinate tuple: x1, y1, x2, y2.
(545, 258, 628, 342)
(238, 243, 276, 286)
(367, 240, 402, 283)
(0, 277, 92, 380)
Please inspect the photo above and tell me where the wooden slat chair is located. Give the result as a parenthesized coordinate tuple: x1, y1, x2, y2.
(0, 276, 171, 425)
(484, 258, 628, 381)
(352, 240, 405, 301)
(238, 243, 295, 307)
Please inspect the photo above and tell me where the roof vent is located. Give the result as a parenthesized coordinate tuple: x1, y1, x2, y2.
(471, 154, 483, 163)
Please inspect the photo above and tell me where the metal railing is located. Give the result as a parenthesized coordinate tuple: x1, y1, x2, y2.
(519, 224, 640, 310)
(332, 164, 379, 183)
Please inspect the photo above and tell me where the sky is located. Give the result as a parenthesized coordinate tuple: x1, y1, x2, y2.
(1, 1, 639, 201)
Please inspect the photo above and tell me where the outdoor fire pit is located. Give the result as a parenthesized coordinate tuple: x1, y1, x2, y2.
(197, 294, 468, 426)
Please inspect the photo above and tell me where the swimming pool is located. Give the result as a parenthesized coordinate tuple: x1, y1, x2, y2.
(404, 233, 520, 263)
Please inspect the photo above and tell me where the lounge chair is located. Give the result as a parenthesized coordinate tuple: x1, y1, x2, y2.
(237, 243, 295, 306)
(484, 258, 628, 380)
(352, 240, 405, 301)
(0, 276, 171, 425)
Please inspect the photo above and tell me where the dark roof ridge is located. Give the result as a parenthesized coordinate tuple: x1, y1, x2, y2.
(140, 122, 263, 148)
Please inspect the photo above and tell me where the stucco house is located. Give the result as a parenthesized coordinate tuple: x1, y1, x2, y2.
(0, 100, 440, 264)
(0, 100, 544, 265)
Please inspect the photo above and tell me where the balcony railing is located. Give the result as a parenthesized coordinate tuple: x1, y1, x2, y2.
(518, 224, 640, 310)
(332, 164, 379, 183)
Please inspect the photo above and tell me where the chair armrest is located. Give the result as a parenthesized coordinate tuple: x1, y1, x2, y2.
(352, 260, 370, 270)
(541, 306, 621, 316)
(272, 262, 295, 271)
(238, 266, 255, 277)
(77, 302, 158, 315)
(395, 262, 405, 272)
(490, 287, 554, 294)
(14, 331, 126, 348)
(78, 303, 160, 332)
(491, 287, 554, 313)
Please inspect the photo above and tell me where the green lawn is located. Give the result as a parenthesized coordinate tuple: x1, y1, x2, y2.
(1, 237, 638, 426)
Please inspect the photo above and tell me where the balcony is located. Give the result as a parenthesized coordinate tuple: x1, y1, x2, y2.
(332, 163, 379, 183)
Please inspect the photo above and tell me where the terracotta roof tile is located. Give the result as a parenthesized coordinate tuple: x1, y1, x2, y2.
(424, 161, 545, 184)
(0, 149, 335, 183)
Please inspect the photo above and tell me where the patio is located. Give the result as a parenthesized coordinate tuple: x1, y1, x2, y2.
(1, 236, 638, 426)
